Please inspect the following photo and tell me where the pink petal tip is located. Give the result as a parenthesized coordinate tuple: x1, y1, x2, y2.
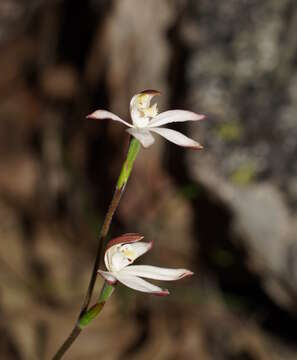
(152, 289, 170, 297)
(180, 270, 194, 279)
(97, 270, 117, 285)
(148, 240, 154, 250)
(86, 113, 96, 119)
(106, 278, 117, 285)
(187, 144, 204, 150)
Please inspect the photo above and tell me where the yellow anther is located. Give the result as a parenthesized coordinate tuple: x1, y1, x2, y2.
(124, 250, 134, 258)
(121, 246, 135, 259)
(137, 94, 150, 109)
(143, 103, 158, 118)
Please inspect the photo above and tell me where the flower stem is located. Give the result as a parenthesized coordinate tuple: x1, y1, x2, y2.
(116, 137, 141, 189)
(52, 326, 81, 360)
(79, 138, 140, 316)
(78, 282, 115, 328)
(52, 138, 140, 359)
(52, 282, 114, 360)
(78, 186, 122, 317)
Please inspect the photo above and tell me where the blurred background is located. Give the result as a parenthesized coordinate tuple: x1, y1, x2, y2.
(1, 0, 297, 359)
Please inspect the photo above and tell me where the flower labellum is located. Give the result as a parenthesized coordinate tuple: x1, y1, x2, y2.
(98, 233, 193, 296)
(87, 90, 205, 149)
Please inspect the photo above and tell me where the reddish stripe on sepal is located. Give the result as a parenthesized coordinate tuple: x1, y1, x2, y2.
(139, 89, 161, 96)
(106, 233, 144, 251)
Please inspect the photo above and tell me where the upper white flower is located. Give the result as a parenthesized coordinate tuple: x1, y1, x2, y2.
(98, 233, 193, 296)
(87, 90, 205, 149)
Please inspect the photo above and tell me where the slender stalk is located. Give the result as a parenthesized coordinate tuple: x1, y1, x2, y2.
(78, 186, 123, 317)
(52, 326, 81, 360)
(52, 282, 114, 360)
(79, 138, 140, 316)
(78, 282, 115, 328)
(52, 138, 140, 359)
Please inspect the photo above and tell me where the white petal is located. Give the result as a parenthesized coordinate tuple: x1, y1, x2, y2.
(87, 110, 132, 127)
(105, 235, 146, 272)
(130, 90, 161, 114)
(115, 273, 169, 296)
(149, 110, 205, 128)
(150, 127, 203, 149)
(104, 241, 152, 272)
(128, 241, 153, 261)
(126, 128, 155, 148)
(106, 251, 130, 272)
(98, 270, 117, 284)
(120, 265, 193, 281)
(130, 90, 160, 128)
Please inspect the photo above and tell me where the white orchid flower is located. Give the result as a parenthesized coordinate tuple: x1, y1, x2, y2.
(87, 90, 205, 149)
(98, 233, 193, 296)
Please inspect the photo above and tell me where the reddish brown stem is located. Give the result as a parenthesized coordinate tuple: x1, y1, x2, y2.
(79, 186, 124, 317)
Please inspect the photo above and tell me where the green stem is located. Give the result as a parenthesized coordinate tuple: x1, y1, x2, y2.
(78, 282, 114, 328)
(52, 138, 140, 359)
(117, 138, 141, 189)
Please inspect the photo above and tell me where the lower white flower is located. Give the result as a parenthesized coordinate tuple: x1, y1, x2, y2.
(87, 90, 205, 149)
(98, 233, 193, 296)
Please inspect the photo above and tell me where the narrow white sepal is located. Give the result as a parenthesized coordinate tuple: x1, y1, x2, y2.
(115, 273, 168, 295)
(127, 242, 153, 260)
(149, 110, 205, 128)
(98, 270, 117, 284)
(119, 265, 193, 281)
(150, 127, 203, 149)
(87, 110, 132, 127)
